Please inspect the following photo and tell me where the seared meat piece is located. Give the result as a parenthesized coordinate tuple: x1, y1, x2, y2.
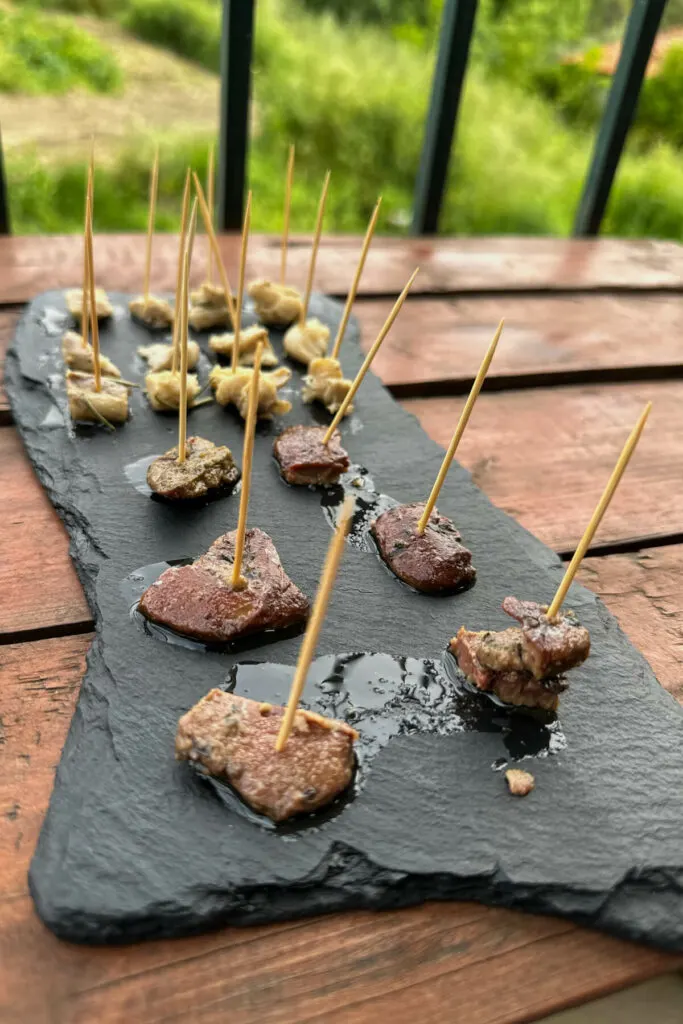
(284, 318, 330, 366)
(189, 282, 232, 332)
(501, 596, 590, 679)
(248, 279, 302, 328)
(505, 768, 535, 796)
(139, 528, 309, 644)
(209, 325, 279, 367)
(372, 502, 476, 594)
(146, 436, 240, 500)
(302, 357, 353, 416)
(145, 370, 201, 412)
(129, 295, 174, 329)
(176, 689, 357, 822)
(273, 425, 350, 486)
(62, 330, 121, 378)
(138, 340, 200, 373)
(66, 372, 129, 425)
(66, 286, 112, 321)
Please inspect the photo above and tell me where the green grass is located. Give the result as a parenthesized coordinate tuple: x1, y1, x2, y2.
(0, 5, 122, 94)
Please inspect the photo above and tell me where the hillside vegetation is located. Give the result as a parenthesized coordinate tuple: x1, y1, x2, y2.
(5, 0, 683, 239)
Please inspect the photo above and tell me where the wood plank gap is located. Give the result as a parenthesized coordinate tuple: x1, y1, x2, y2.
(559, 532, 683, 561)
(0, 618, 94, 647)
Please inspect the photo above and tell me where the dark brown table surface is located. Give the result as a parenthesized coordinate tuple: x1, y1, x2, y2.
(1, 234, 682, 1023)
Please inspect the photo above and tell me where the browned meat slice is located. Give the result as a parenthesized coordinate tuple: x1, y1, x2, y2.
(449, 628, 567, 712)
(176, 689, 357, 821)
(146, 436, 240, 501)
(138, 528, 309, 643)
(273, 425, 350, 486)
(502, 596, 590, 679)
(505, 768, 535, 796)
(371, 502, 476, 594)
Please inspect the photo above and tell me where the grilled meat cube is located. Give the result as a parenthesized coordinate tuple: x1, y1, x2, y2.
(490, 670, 566, 712)
(146, 436, 240, 500)
(248, 279, 302, 328)
(62, 330, 121, 378)
(65, 287, 112, 321)
(145, 370, 201, 412)
(501, 596, 590, 679)
(208, 325, 279, 367)
(210, 365, 292, 419)
(139, 528, 309, 644)
(273, 425, 350, 486)
(176, 689, 357, 822)
(189, 282, 232, 332)
(284, 318, 330, 366)
(138, 340, 200, 373)
(505, 768, 535, 796)
(372, 502, 476, 594)
(302, 357, 353, 416)
(129, 295, 174, 330)
(66, 371, 129, 425)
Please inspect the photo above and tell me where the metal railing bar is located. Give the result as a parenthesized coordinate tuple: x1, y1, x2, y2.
(573, 0, 667, 237)
(0, 127, 10, 236)
(218, 0, 256, 232)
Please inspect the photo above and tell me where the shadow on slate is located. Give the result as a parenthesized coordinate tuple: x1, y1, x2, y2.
(6, 290, 683, 950)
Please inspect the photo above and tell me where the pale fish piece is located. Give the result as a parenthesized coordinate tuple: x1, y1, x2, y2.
(138, 340, 200, 373)
(301, 357, 353, 416)
(66, 372, 129, 425)
(66, 287, 113, 321)
(189, 281, 232, 331)
(129, 295, 174, 330)
(210, 365, 292, 420)
(62, 330, 121, 378)
(248, 279, 302, 329)
(283, 318, 330, 366)
(145, 370, 201, 412)
(208, 325, 278, 368)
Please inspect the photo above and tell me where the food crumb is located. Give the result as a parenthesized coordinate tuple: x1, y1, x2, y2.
(259, 702, 273, 715)
(505, 768, 535, 797)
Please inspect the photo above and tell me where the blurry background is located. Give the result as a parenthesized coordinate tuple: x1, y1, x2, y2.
(3, 0, 683, 237)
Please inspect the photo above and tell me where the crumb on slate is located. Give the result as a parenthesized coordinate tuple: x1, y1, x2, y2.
(505, 768, 535, 797)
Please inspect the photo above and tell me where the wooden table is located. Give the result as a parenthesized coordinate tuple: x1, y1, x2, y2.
(1, 234, 682, 1023)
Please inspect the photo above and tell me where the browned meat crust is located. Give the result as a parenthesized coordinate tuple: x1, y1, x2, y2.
(371, 502, 476, 594)
(273, 425, 350, 486)
(505, 768, 535, 796)
(146, 436, 240, 500)
(138, 528, 309, 643)
(501, 596, 591, 679)
(176, 689, 357, 821)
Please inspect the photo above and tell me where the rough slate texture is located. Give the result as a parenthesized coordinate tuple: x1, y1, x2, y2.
(7, 291, 683, 949)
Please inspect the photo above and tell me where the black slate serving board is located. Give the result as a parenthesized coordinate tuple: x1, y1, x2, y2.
(7, 291, 683, 949)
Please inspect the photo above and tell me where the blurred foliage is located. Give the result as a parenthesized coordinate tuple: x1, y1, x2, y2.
(120, 0, 220, 70)
(0, 5, 122, 94)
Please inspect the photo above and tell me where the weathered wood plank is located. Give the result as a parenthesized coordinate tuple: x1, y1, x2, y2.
(3, 235, 683, 305)
(405, 380, 683, 554)
(0, 430, 91, 640)
(0, 308, 20, 422)
(0, 636, 678, 1024)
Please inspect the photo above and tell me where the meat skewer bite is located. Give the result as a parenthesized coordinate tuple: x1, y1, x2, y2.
(175, 499, 357, 823)
(273, 268, 418, 487)
(283, 171, 332, 365)
(452, 402, 652, 710)
(139, 341, 308, 643)
(191, 172, 237, 331)
(372, 319, 504, 593)
(65, 142, 112, 322)
(248, 144, 303, 329)
(302, 197, 381, 417)
(129, 147, 174, 330)
(67, 159, 128, 428)
(145, 200, 201, 412)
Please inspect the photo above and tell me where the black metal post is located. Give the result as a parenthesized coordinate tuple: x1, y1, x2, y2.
(573, 0, 667, 237)
(0, 126, 10, 236)
(218, 0, 255, 231)
(411, 0, 479, 236)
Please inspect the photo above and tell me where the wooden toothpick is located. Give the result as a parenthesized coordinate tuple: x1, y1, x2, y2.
(85, 183, 101, 392)
(416, 319, 504, 535)
(171, 169, 192, 374)
(192, 172, 237, 326)
(143, 145, 159, 306)
(280, 144, 295, 286)
(207, 142, 215, 284)
(275, 495, 354, 752)
(232, 190, 252, 373)
(81, 151, 94, 349)
(231, 341, 264, 589)
(546, 402, 652, 619)
(330, 196, 382, 361)
(322, 267, 419, 445)
(177, 200, 198, 464)
(300, 170, 331, 325)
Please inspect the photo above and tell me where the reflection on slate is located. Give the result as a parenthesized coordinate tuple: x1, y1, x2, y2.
(6, 291, 683, 949)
